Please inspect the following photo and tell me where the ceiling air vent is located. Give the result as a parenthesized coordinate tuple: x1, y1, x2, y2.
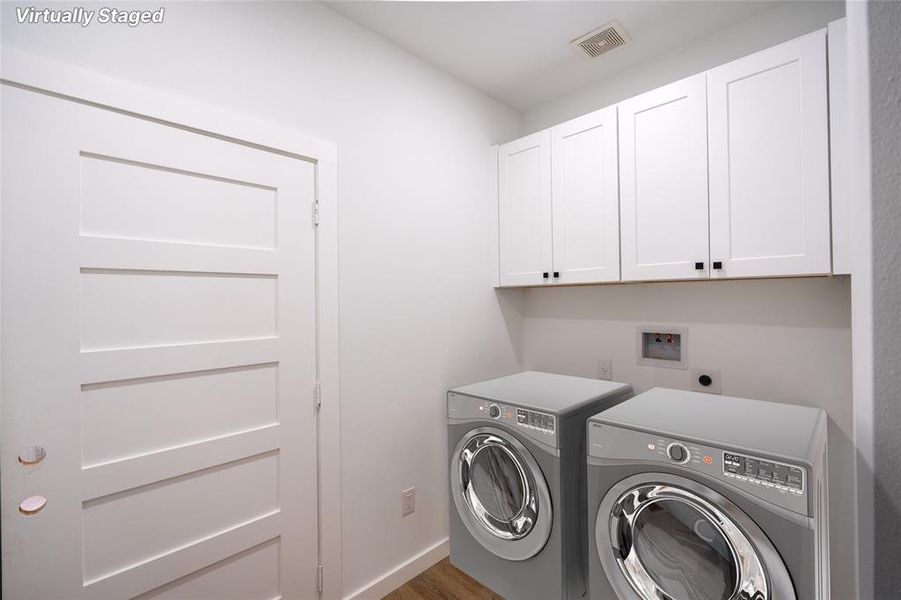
(570, 21, 629, 60)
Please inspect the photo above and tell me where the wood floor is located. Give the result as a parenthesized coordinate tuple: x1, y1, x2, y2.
(383, 558, 504, 600)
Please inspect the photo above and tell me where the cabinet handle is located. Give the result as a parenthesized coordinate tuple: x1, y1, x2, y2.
(713, 261, 723, 270)
(542, 272, 549, 279)
(694, 262, 705, 270)
(553, 272, 560, 278)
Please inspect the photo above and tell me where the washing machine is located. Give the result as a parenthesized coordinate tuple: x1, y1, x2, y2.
(448, 371, 633, 600)
(587, 387, 830, 600)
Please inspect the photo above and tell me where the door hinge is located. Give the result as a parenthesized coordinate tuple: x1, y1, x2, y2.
(317, 564, 324, 593)
(314, 380, 322, 409)
(312, 200, 320, 226)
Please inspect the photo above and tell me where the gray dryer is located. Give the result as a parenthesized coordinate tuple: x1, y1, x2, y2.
(587, 387, 829, 600)
(448, 371, 632, 600)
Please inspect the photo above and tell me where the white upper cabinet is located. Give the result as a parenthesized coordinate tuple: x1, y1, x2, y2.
(619, 74, 710, 282)
(498, 130, 552, 286)
(492, 27, 839, 287)
(707, 30, 830, 278)
(828, 19, 852, 275)
(550, 106, 620, 284)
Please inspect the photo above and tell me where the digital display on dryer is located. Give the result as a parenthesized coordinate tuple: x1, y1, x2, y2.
(723, 452, 804, 493)
(516, 409, 555, 432)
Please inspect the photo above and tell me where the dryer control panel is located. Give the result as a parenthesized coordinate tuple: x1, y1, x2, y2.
(517, 408, 555, 432)
(723, 452, 804, 494)
(447, 392, 558, 449)
(587, 422, 810, 517)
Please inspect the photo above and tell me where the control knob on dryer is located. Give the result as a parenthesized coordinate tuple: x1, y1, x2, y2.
(667, 443, 689, 463)
(488, 404, 501, 419)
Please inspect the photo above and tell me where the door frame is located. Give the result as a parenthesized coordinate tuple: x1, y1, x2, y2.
(0, 48, 343, 599)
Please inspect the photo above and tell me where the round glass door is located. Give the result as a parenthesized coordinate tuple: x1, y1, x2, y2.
(619, 497, 738, 599)
(451, 427, 552, 561)
(597, 477, 792, 600)
(467, 444, 528, 533)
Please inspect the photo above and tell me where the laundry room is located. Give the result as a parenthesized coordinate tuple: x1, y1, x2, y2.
(0, 1, 898, 600)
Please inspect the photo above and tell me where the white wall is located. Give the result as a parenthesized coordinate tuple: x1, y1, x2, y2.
(521, 277, 855, 598)
(0, 2, 524, 597)
(522, 0, 845, 133)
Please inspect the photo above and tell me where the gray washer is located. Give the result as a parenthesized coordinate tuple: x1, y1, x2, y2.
(586, 387, 830, 600)
(449, 371, 633, 600)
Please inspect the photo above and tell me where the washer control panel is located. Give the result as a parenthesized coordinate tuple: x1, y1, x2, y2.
(517, 408, 555, 432)
(723, 452, 804, 494)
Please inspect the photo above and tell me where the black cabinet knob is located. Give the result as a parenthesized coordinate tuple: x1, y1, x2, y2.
(542, 272, 549, 279)
(553, 272, 560, 278)
(698, 374, 713, 387)
(713, 261, 723, 270)
(694, 262, 705, 270)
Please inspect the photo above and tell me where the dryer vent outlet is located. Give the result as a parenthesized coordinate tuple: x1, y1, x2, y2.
(570, 21, 630, 60)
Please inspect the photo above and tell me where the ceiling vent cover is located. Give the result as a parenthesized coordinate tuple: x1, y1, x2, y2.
(570, 21, 629, 60)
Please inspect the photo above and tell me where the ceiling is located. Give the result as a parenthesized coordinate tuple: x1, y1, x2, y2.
(326, 1, 783, 111)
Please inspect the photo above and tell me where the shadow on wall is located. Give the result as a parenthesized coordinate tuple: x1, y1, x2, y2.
(521, 276, 851, 329)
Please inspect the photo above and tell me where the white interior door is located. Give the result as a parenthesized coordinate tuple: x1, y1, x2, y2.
(498, 130, 552, 287)
(619, 74, 710, 282)
(551, 106, 621, 284)
(708, 29, 830, 278)
(1, 85, 318, 599)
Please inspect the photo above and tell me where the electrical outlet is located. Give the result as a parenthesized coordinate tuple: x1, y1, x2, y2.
(597, 359, 613, 381)
(691, 368, 722, 394)
(401, 487, 416, 517)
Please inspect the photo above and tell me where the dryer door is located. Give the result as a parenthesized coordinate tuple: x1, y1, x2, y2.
(597, 473, 795, 600)
(451, 426, 553, 561)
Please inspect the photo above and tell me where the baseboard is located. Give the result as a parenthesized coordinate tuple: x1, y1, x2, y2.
(343, 538, 449, 600)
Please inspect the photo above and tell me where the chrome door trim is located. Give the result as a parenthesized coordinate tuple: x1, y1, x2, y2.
(596, 472, 796, 600)
(461, 436, 534, 541)
(451, 426, 553, 561)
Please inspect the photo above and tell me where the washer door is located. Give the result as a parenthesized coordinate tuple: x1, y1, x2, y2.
(597, 473, 796, 600)
(451, 426, 552, 561)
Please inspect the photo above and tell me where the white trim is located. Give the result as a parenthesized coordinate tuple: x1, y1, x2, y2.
(0, 48, 343, 600)
(0, 47, 337, 164)
(342, 538, 449, 600)
(845, 6, 873, 600)
(317, 158, 343, 600)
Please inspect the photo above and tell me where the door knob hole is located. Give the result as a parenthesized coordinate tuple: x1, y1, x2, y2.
(18, 445, 46, 466)
(19, 495, 47, 516)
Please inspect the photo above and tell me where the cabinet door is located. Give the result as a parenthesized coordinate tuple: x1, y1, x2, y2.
(619, 74, 710, 282)
(708, 30, 830, 278)
(551, 106, 620, 284)
(498, 130, 552, 286)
